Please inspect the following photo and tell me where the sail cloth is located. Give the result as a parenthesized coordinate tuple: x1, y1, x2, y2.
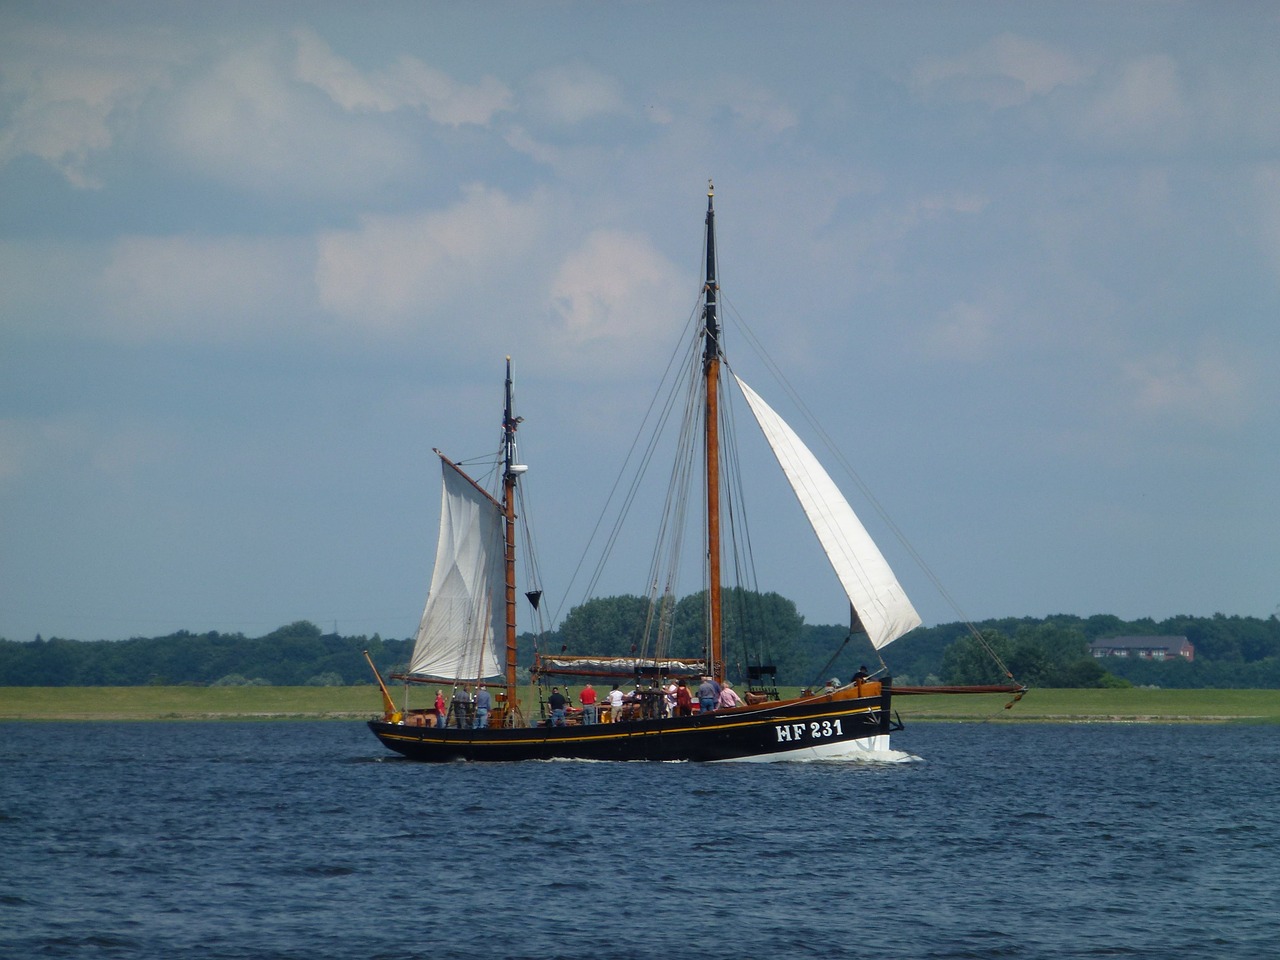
(733, 375, 922, 650)
(407, 457, 506, 680)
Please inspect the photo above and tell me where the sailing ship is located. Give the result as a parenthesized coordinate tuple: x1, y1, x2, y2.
(366, 184, 1013, 762)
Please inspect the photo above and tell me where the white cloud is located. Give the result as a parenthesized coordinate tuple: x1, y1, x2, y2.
(1077, 54, 1188, 149)
(314, 190, 689, 375)
(0, 238, 106, 333)
(0, 23, 185, 187)
(924, 299, 1003, 362)
(293, 28, 396, 111)
(523, 63, 627, 125)
(829, 190, 991, 296)
(1122, 342, 1253, 428)
(386, 57, 512, 125)
(168, 42, 399, 195)
(913, 32, 1092, 108)
(549, 229, 685, 349)
(293, 28, 511, 125)
(315, 185, 547, 330)
(720, 77, 797, 135)
(101, 233, 314, 342)
(503, 124, 562, 167)
(0, 22, 509, 195)
(162, 38, 420, 198)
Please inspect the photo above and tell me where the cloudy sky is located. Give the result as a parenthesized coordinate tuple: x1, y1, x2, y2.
(2, 1, 1277, 644)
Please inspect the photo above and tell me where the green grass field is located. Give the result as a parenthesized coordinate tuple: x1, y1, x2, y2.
(1, 685, 1277, 722)
(889, 687, 1280, 722)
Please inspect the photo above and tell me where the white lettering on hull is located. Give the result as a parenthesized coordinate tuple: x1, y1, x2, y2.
(775, 718, 844, 743)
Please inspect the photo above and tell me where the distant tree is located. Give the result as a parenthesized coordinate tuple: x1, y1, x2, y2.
(881, 621, 968, 685)
(264, 621, 323, 641)
(941, 629, 1013, 685)
(941, 623, 1117, 688)
(671, 588, 806, 678)
(3, 611, 1280, 689)
(1083, 614, 1125, 638)
(306, 672, 345, 687)
(1055, 657, 1128, 688)
(555, 595, 652, 657)
(542, 589, 810, 682)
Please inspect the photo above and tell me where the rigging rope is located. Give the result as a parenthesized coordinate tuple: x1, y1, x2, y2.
(551, 302, 702, 628)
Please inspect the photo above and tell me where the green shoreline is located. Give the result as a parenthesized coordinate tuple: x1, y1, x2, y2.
(2, 686, 1277, 723)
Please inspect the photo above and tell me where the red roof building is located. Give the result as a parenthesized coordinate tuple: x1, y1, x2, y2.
(1088, 635, 1195, 663)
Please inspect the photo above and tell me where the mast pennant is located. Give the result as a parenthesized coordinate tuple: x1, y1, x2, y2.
(733, 374, 922, 650)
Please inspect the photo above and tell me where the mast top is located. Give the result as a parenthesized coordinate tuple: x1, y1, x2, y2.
(503, 358, 526, 476)
(702, 180, 719, 368)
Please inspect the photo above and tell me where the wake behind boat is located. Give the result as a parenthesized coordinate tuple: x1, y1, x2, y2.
(367, 184, 992, 762)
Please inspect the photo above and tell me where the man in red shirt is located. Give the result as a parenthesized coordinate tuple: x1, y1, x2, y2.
(579, 683, 598, 724)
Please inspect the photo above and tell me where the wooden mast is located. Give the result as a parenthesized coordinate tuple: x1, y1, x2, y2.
(501, 357, 521, 719)
(702, 181, 724, 684)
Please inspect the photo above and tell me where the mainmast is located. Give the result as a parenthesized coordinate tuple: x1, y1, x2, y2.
(702, 181, 724, 684)
(501, 357, 524, 714)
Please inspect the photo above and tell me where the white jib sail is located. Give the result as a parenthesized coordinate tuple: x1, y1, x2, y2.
(407, 458, 505, 680)
(733, 375, 922, 650)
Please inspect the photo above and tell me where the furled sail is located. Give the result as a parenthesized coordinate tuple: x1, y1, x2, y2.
(733, 375, 922, 650)
(534, 656, 707, 679)
(407, 456, 505, 680)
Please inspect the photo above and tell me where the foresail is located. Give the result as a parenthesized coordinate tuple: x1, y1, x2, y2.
(407, 458, 505, 680)
(733, 375, 922, 650)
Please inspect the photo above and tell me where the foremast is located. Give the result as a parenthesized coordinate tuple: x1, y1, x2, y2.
(501, 357, 522, 716)
(702, 181, 724, 685)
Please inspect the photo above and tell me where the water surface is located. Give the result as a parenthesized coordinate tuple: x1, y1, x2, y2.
(2, 721, 1276, 959)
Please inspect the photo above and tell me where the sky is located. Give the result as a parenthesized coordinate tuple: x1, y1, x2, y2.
(2, 1, 1278, 644)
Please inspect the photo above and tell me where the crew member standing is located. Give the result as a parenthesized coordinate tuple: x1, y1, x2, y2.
(451, 685, 472, 728)
(579, 683, 598, 724)
(548, 687, 568, 726)
(697, 676, 717, 714)
(473, 684, 492, 729)
(606, 684, 624, 721)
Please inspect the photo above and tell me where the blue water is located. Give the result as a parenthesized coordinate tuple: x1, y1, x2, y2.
(1, 721, 1277, 959)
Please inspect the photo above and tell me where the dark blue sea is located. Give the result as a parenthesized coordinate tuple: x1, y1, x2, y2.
(2, 721, 1277, 960)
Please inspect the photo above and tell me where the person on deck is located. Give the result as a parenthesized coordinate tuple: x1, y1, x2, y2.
(451, 685, 472, 728)
(473, 684, 491, 729)
(664, 681, 678, 718)
(622, 683, 644, 721)
(717, 680, 742, 709)
(548, 687, 568, 726)
(697, 676, 717, 714)
(579, 683, 598, 724)
(853, 665, 869, 684)
(675, 679, 693, 717)
(606, 684, 624, 721)
(434, 689, 446, 729)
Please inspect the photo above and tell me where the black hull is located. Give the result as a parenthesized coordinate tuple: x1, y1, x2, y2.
(368, 685, 894, 762)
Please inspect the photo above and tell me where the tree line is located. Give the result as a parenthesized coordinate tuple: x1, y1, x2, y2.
(2, 602, 1278, 689)
(889, 612, 1280, 689)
